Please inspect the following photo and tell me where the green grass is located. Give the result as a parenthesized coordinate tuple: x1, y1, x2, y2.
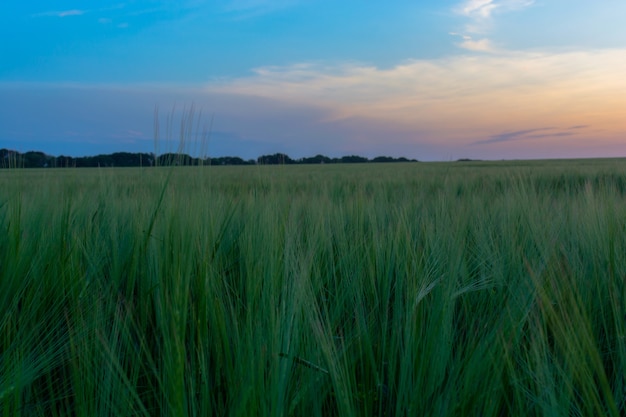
(1, 159, 626, 416)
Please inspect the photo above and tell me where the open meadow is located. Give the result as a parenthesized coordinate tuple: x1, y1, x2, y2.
(1, 159, 626, 416)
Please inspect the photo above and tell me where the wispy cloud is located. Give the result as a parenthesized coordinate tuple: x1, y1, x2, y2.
(461, 0, 498, 19)
(221, 0, 300, 19)
(58, 9, 85, 17)
(223, 0, 297, 11)
(33, 4, 126, 19)
(450, 33, 497, 52)
(452, 0, 534, 51)
(34, 4, 141, 21)
(459, 38, 495, 52)
(34, 9, 86, 18)
(458, 0, 534, 20)
(471, 127, 579, 145)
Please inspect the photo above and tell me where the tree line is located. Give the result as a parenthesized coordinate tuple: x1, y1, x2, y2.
(0, 149, 418, 168)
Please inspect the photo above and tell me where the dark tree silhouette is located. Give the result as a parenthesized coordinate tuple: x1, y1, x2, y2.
(257, 153, 295, 165)
(299, 154, 332, 164)
(0, 149, 417, 168)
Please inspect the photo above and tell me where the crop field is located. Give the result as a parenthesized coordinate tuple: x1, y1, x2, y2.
(1, 159, 626, 416)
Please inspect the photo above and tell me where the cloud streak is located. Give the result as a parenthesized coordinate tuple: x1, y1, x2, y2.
(220, 0, 300, 19)
(34, 9, 86, 18)
(449, 32, 496, 52)
(461, 0, 498, 19)
(471, 127, 579, 145)
(460, 37, 496, 52)
(457, 0, 534, 20)
(33, 4, 156, 21)
(453, 0, 534, 51)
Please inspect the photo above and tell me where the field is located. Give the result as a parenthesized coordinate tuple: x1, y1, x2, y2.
(1, 159, 626, 416)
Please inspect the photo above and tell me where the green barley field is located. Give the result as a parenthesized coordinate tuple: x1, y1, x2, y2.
(1, 159, 626, 416)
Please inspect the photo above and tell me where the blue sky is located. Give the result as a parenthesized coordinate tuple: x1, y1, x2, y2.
(1, 1, 626, 160)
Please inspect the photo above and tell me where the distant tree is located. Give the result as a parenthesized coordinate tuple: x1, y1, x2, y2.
(0, 149, 21, 168)
(157, 153, 197, 166)
(209, 156, 251, 165)
(98, 155, 114, 167)
(340, 155, 369, 163)
(22, 151, 49, 168)
(74, 156, 93, 167)
(372, 156, 394, 163)
(110, 152, 135, 166)
(300, 154, 332, 164)
(257, 153, 294, 165)
(55, 156, 76, 168)
(0, 148, 419, 168)
(372, 156, 417, 163)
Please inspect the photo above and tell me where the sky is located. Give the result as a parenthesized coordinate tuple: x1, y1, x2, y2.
(1, 1, 626, 160)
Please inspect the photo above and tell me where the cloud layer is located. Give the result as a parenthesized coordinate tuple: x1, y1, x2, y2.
(208, 48, 626, 155)
(3, 48, 626, 160)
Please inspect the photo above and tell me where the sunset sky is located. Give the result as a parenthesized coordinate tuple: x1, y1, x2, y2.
(1, 1, 626, 160)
